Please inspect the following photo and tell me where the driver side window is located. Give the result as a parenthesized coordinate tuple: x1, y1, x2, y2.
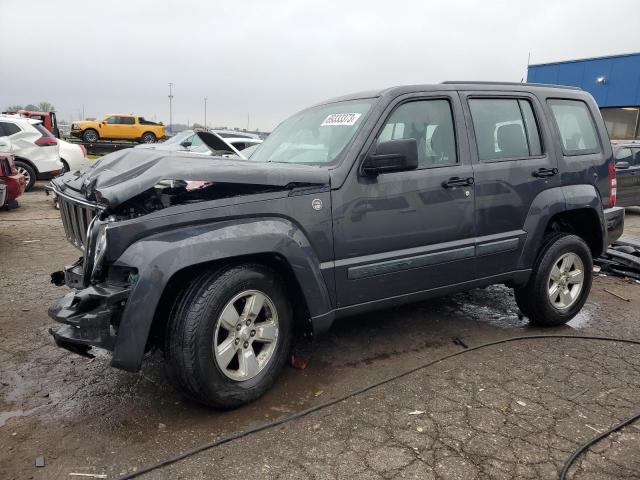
(378, 99, 457, 168)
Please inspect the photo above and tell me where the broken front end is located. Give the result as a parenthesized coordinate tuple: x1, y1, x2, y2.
(48, 188, 135, 359)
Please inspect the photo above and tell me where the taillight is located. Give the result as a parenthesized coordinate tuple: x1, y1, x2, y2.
(608, 161, 616, 208)
(79, 144, 87, 157)
(35, 136, 58, 146)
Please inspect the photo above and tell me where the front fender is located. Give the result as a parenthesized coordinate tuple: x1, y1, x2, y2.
(109, 217, 332, 371)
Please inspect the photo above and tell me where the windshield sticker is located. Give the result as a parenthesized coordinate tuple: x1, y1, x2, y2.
(321, 113, 362, 127)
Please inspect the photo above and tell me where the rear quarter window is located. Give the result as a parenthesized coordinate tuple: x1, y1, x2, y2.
(0, 122, 22, 136)
(33, 124, 53, 137)
(548, 99, 601, 156)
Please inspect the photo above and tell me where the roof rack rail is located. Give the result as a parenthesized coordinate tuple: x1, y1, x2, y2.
(441, 81, 581, 90)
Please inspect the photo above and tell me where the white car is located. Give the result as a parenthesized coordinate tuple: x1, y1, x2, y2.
(58, 139, 91, 173)
(226, 137, 263, 151)
(0, 115, 62, 190)
(135, 130, 249, 158)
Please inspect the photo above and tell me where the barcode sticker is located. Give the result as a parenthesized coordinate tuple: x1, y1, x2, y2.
(321, 113, 362, 127)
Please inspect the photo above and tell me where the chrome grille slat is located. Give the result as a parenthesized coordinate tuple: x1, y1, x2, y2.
(55, 191, 99, 251)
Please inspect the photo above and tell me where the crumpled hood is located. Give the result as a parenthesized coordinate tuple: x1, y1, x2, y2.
(51, 148, 330, 208)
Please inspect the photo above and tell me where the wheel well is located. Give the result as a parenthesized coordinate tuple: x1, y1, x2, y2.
(544, 208, 603, 257)
(60, 158, 69, 170)
(142, 131, 155, 138)
(14, 156, 39, 174)
(147, 253, 312, 350)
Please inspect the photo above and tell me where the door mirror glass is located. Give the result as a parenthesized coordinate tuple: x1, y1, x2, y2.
(615, 161, 630, 169)
(362, 138, 418, 176)
(180, 141, 192, 148)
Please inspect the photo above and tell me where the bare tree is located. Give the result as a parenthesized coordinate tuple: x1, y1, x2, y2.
(4, 105, 23, 112)
(36, 102, 55, 112)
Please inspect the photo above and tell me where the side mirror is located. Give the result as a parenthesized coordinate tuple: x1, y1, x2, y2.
(615, 161, 630, 169)
(180, 141, 192, 149)
(362, 138, 418, 176)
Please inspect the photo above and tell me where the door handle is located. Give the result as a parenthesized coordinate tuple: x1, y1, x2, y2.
(532, 167, 558, 178)
(442, 176, 474, 188)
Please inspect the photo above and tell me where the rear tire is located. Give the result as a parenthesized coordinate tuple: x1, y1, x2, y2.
(514, 234, 592, 326)
(140, 132, 156, 143)
(165, 264, 293, 408)
(82, 129, 99, 143)
(15, 160, 36, 191)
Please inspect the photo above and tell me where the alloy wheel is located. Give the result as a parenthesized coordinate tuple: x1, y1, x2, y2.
(213, 290, 279, 381)
(16, 166, 31, 186)
(547, 252, 584, 310)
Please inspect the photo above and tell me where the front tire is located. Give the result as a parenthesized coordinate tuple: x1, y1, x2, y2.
(165, 264, 293, 408)
(82, 129, 99, 143)
(15, 160, 36, 191)
(514, 234, 592, 326)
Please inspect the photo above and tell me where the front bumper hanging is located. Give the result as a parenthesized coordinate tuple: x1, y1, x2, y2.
(48, 284, 130, 357)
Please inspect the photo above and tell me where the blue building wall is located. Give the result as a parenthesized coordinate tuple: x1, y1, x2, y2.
(527, 52, 640, 107)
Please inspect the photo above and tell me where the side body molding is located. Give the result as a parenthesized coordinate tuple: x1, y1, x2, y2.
(517, 184, 604, 270)
(109, 218, 332, 371)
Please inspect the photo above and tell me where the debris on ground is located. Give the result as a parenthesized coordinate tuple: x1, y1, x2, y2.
(408, 410, 425, 415)
(595, 240, 640, 280)
(35, 455, 45, 467)
(604, 288, 631, 302)
(68, 474, 108, 478)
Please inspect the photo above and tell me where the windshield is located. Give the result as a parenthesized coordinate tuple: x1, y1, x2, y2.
(249, 99, 375, 165)
(163, 130, 194, 145)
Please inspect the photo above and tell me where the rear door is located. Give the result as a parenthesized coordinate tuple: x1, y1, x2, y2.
(460, 91, 560, 277)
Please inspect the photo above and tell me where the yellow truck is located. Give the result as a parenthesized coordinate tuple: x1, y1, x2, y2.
(71, 114, 166, 144)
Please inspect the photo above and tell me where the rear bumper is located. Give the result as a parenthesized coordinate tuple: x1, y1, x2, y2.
(604, 206, 625, 246)
(3, 173, 26, 202)
(48, 283, 130, 358)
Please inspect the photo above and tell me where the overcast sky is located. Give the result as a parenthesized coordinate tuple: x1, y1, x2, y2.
(1, 0, 638, 130)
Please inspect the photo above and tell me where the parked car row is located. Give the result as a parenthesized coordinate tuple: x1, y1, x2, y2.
(0, 113, 89, 200)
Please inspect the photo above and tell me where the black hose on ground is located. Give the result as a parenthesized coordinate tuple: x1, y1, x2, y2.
(116, 334, 640, 480)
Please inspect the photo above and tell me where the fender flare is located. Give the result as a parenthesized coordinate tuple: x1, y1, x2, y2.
(109, 217, 332, 371)
(517, 184, 604, 270)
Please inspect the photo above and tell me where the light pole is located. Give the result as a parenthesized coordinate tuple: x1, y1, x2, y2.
(168, 82, 174, 133)
(204, 97, 208, 129)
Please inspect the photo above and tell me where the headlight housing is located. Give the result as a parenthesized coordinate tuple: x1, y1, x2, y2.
(86, 218, 113, 282)
(93, 223, 108, 273)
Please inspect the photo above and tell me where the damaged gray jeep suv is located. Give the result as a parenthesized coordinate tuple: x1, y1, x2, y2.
(49, 82, 624, 408)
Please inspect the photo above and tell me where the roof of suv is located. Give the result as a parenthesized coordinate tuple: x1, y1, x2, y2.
(322, 82, 584, 104)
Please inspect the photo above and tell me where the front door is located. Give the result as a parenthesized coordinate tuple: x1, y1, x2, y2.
(332, 93, 476, 307)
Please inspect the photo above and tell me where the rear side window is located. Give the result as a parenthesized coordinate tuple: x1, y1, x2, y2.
(0, 121, 22, 136)
(377, 99, 457, 168)
(616, 147, 640, 166)
(469, 98, 543, 161)
(120, 117, 135, 125)
(548, 99, 600, 155)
